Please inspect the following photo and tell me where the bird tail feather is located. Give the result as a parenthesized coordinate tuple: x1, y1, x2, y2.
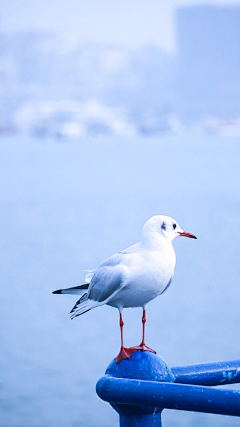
(52, 284, 89, 295)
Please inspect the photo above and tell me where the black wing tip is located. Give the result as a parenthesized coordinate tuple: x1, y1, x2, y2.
(52, 289, 62, 294)
(70, 308, 91, 319)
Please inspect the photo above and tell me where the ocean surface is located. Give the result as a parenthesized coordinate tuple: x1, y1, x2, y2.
(0, 133, 240, 427)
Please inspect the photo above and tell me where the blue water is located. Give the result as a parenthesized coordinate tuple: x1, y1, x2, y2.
(0, 133, 240, 427)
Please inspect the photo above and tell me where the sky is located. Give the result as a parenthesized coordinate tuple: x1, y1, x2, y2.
(1, 0, 240, 52)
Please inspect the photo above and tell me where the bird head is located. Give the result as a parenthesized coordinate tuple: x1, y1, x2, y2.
(142, 215, 197, 244)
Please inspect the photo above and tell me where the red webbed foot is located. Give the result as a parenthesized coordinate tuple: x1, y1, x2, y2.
(128, 343, 156, 354)
(116, 347, 138, 363)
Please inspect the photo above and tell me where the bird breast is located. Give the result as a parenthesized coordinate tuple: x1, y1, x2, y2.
(108, 247, 176, 309)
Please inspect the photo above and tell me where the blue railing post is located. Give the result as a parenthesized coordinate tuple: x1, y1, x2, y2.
(96, 351, 175, 427)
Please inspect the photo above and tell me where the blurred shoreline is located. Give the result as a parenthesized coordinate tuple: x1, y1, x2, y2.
(1, 5, 240, 140)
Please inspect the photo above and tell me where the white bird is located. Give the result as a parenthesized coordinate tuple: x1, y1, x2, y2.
(53, 215, 197, 363)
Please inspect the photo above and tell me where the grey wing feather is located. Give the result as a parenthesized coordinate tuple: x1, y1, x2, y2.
(87, 253, 126, 303)
(88, 267, 123, 303)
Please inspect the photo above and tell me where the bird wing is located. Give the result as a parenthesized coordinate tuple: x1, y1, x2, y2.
(70, 253, 127, 318)
(160, 276, 173, 295)
(87, 252, 128, 303)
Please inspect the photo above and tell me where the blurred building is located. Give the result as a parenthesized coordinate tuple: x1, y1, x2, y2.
(176, 6, 240, 120)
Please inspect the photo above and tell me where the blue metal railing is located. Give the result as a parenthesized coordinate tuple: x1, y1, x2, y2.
(172, 359, 240, 386)
(96, 351, 240, 427)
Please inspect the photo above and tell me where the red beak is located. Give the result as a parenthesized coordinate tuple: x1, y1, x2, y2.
(179, 231, 197, 239)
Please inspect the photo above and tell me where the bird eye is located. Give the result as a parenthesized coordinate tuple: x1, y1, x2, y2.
(173, 224, 176, 229)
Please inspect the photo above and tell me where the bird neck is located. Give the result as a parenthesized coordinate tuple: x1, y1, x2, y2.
(140, 232, 173, 252)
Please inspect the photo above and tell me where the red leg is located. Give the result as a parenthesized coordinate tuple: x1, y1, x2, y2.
(129, 309, 156, 354)
(142, 309, 146, 346)
(116, 312, 138, 363)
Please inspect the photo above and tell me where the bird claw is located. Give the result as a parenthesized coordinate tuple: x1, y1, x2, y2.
(116, 344, 156, 363)
(116, 347, 138, 363)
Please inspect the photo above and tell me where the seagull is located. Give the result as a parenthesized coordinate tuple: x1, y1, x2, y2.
(53, 215, 197, 363)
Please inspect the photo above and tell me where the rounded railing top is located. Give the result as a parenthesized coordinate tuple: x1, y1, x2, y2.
(105, 350, 175, 383)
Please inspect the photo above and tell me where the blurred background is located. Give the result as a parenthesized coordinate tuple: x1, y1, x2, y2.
(0, 1, 240, 426)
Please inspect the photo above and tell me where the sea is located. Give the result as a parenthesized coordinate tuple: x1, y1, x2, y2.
(0, 132, 240, 427)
